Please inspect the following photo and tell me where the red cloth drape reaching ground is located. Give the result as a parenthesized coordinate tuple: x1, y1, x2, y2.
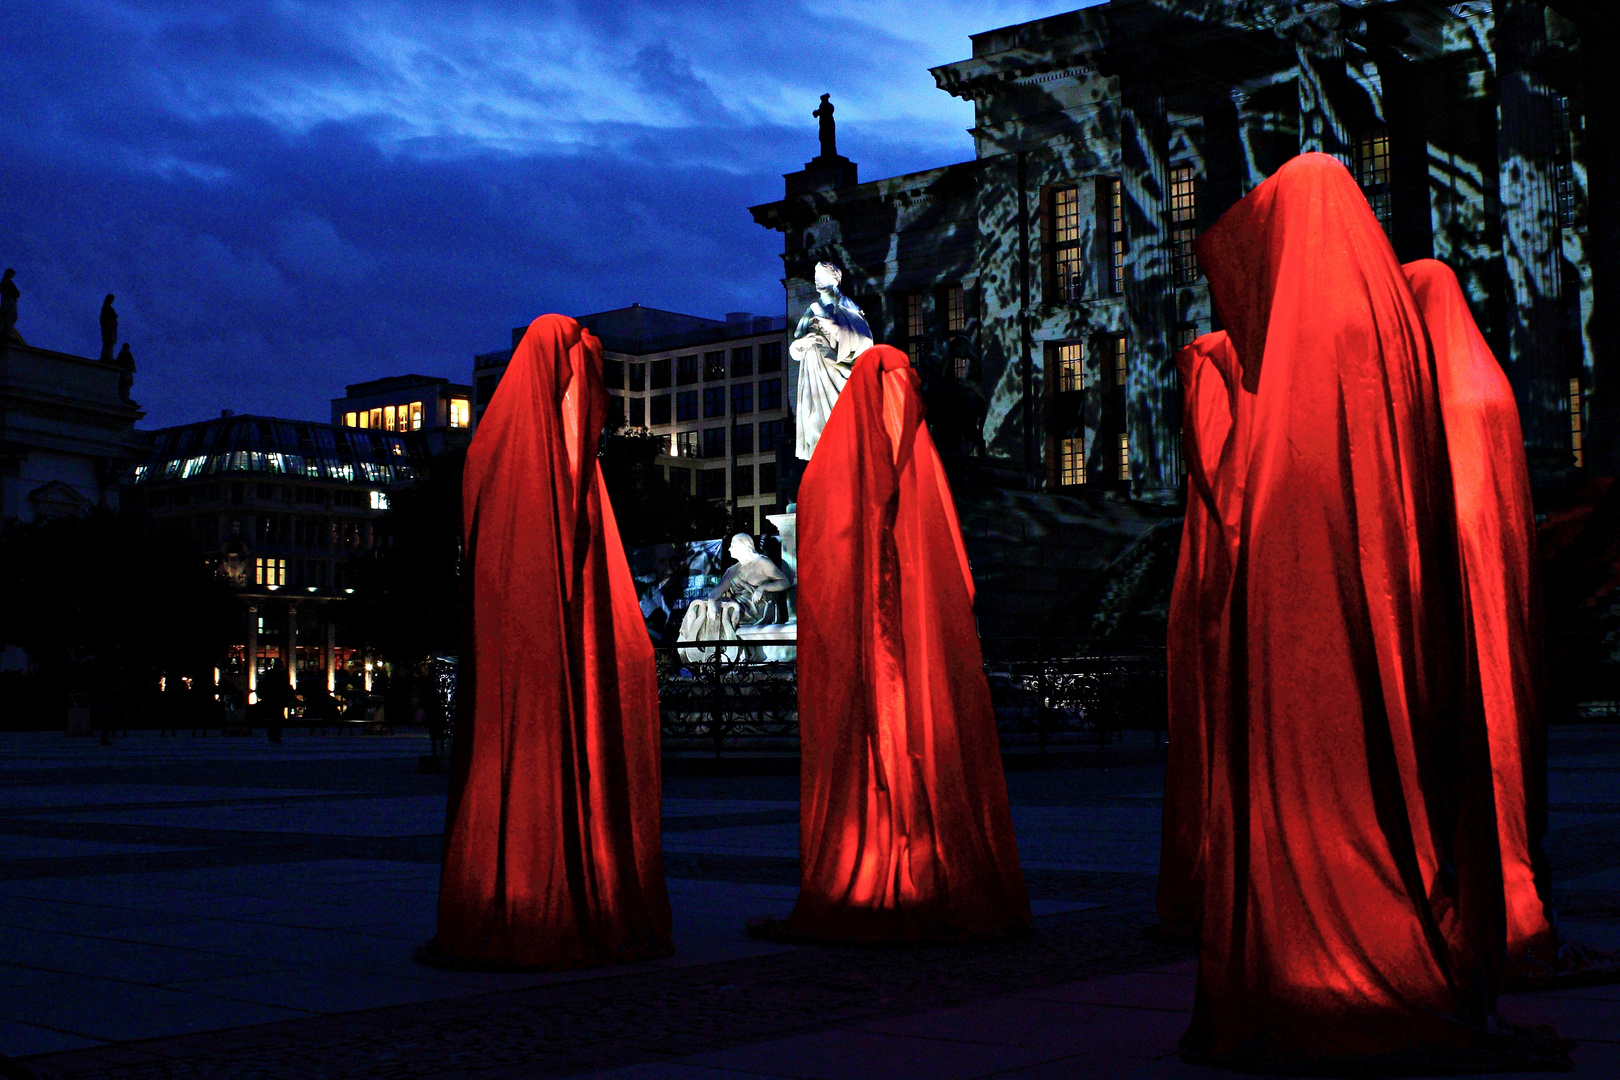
(1172, 153, 1567, 1070)
(423, 314, 671, 970)
(781, 345, 1029, 943)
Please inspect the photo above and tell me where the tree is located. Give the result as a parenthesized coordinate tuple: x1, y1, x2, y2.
(597, 426, 730, 545)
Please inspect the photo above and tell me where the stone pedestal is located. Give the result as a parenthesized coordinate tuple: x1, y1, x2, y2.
(766, 512, 797, 577)
(736, 622, 797, 663)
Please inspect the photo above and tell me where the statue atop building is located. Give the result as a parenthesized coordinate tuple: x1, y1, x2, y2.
(813, 94, 837, 160)
(99, 294, 117, 362)
(115, 343, 136, 403)
(790, 261, 872, 460)
(0, 269, 18, 344)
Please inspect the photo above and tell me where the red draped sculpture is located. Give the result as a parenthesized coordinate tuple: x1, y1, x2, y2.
(423, 314, 672, 970)
(778, 345, 1030, 943)
(1167, 154, 1567, 1069)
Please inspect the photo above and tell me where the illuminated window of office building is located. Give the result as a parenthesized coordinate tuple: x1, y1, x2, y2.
(1050, 185, 1083, 303)
(1117, 433, 1131, 481)
(369, 407, 383, 429)
(1169, 167, 1199, 284)
(704, 351, 727, 381)
(449, 398, 470, 428)
(344, 412, 357, 427)
(409, 401, 423, 431)
(1059, 437, 1086, 486)
(1109, 179, 1126, 296)
(676, 430, 700, 458)
(905, 292, 925, 342)
(1113, 335, 1128, 388)
(1056, 342, 1085, 394)
(384, 405, 396, 431)
(356, 410, 369, 429)
(254, 557, 287, 587)
(1355, 129, 1393, 234)
(1571, 377, 1585, 467)
(944, 283, 967, 333)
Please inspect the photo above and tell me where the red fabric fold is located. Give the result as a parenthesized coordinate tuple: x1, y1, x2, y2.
(785, 345, 1029, 942)
(1175, 154, 1527, 1066)
(427, 313, 671, 970)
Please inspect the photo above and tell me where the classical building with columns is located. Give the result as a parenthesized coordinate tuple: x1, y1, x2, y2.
(129, 413, 420, 701)
(752, 0, 1614, 501)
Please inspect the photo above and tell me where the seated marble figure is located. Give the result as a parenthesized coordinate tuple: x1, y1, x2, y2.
(709, 533, 792, 626)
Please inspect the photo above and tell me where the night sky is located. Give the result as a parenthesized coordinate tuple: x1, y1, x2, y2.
(2, 1, 1096, 429)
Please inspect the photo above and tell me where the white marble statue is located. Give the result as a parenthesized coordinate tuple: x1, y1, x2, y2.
(790, 261, 872, 461)
(710, 533, 793, 626)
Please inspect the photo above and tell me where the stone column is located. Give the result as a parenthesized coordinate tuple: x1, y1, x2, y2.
(246, 604, 259, 703)
(1289, 3, 1350, 161)
(1118, 81, 1179, 503)
(1496, 0, 1572, 477)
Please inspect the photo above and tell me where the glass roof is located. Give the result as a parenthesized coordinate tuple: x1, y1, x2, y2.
(133, 416, 418, 487)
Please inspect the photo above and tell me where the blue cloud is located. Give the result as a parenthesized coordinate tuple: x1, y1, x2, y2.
(0, 0, 1092, 427)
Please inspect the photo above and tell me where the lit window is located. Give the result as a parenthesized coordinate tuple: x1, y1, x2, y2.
(676, 430, 700, 458)
(384, 405, 396, 431)
(1355, 129, 1393, 235)
(1118, 433, 1131, 481)
(1571, 377, 1585, 468)
(1056, 343, 1085, 394)
(344, 412, 357, 427)
(1059, 437, 1086, 486)
(1050, 186, 1084, 303)
(449, 399, 470, 428)
(254, 557, 286, 587)
(370, 490, 390, 510)
(1113, 335, 1128, 388)
(906, 292, 925, 341)
(1169, 167, 1199, 284)
(368, 408, 382, 429)
(1109, 179, 1125, 297)
(357, 410, 370, 429)
(704, 352, 726, 381)
(945, 284, 967, 332)
(409, 401, 423, 431)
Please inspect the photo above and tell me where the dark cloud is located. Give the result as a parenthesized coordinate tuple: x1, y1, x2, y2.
(0, 0, 1085, 427)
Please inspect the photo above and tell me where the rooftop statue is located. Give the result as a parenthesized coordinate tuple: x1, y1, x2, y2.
(790, 261, 872, 461)
(813, 93, 837, 160)
(99, 294, 117, 362)
(115, 343, 136, 403)
(1, 269, 18, 344)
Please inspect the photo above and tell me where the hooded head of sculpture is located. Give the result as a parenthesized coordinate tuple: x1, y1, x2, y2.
(729, 533, 759, 563)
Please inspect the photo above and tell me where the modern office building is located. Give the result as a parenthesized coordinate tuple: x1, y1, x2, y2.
(473, 306, 791, 534)
(331, 374, 472, 457)
(752, 0, 1617, 500)
(128, 413, 421, 701)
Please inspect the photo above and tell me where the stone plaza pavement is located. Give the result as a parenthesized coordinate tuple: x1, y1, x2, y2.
(0, 727, 1616, 1079)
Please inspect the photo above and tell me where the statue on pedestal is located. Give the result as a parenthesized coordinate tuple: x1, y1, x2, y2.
(790, 262, 872, 461)
(1, 269, 19, 344)
(115, 343, 136, 403)
(99, 294, 118, 362)
(813, 94, 837, 160)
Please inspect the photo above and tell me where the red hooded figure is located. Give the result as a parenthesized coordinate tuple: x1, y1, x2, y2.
(778, 345, 1029, 942)
(1172, 154, 1567, 1069)
(422, 314, 672, 970)
(1407, 259, 1619, 989)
